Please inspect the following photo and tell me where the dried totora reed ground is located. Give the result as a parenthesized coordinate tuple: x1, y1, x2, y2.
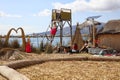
(1, 53, 120, 80)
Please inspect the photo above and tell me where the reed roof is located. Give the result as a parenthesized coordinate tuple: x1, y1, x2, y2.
(101, 20, 120, 33)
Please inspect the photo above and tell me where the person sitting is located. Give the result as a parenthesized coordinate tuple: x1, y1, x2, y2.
(64, 46, 69, 53)
(79, 41, 89, 53)
(69, 43, 79, 53)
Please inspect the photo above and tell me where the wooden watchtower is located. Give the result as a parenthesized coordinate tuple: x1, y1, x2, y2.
(52, 8, 72, 46)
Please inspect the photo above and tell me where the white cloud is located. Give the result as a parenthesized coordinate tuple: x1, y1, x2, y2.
(52, 0, 88, 12)
(89, 0, 120, 11)
(33, 9, 51, 17)
(0, 11, 22, 18)
(0, 24, 40, 35)
(52, 0, 120, 12)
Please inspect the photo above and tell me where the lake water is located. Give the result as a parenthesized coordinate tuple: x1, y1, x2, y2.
(8, 37, 71, 48)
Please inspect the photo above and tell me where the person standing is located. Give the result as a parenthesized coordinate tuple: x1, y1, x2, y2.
(25, 37, 31, 53)
(70, 43, 79, 53)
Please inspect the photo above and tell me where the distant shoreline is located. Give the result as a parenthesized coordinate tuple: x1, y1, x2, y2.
(0, 35, 71, 38)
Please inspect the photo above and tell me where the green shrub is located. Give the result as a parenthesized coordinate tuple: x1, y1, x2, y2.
(0, 38, 4, 48)
(10, 39, 20, 48)
(39, 41, 44, 52)
(3, 41, 11, 48)
(31, 46, 37, 53)
(45, 42, 53, 53)
(31, 46, 42, 54)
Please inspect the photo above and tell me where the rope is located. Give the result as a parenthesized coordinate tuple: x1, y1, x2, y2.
(45, 33, 51, 41)
(42, 21, 59, 44)
(45, 26, 58, 43)
(41, 25, 51, 41)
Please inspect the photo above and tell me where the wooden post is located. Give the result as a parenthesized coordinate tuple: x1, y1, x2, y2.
(92, 25, 95, 47)
(60, 21, 63, 46)
(93, 25, 97, 47)
(68, 21, 72, 45)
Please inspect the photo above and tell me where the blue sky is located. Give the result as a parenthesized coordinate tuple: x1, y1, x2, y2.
(0, 0, 120, 35)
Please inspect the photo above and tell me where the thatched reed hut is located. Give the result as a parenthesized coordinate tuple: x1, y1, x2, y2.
(72, 23, 84, 50)
(97, 20, 120, 52)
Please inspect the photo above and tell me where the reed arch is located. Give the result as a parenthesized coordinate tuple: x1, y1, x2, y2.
(4, 28, 17, 46)
(17, 27, 26, 51)
(4, 27, 26, 51)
